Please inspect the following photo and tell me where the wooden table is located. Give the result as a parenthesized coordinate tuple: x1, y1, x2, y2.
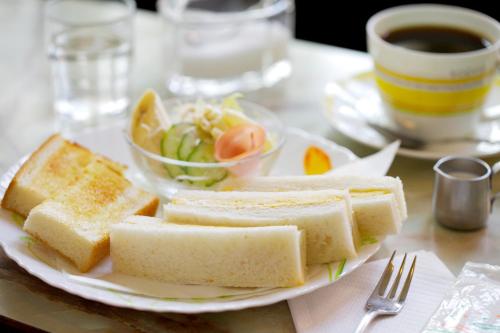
(1, 1, 499, 332)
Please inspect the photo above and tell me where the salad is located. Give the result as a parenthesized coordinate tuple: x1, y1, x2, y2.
(129, 90, 274, 187)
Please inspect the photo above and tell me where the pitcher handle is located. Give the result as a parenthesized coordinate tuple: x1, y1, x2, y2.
(491, 161, 500, 207)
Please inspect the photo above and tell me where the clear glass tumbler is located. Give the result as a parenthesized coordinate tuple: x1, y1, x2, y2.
(159, 0, 294, 96)
(45, 0, 135, 129)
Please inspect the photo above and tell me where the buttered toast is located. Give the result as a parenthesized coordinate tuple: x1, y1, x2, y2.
(1, 134, 126, 217)
(23, 160, 158, 272)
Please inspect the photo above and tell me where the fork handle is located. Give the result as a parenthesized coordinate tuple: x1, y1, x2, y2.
(354, 310, 379, 333)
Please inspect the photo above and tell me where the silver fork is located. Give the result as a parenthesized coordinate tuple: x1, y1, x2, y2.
(354, 251, 417, 333)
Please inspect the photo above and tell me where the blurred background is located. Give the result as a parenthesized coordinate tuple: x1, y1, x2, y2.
(135, 0, 499, 51)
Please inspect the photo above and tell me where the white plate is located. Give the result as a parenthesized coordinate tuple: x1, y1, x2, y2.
(0, 126, 381, 313)
(324, 71, 500, 160)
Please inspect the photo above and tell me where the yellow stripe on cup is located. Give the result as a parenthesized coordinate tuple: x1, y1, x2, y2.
(375, 63, 496, 85)
(374, 63, 494, 116)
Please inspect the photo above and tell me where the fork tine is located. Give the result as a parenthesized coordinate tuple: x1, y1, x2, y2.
(369, 250, 396, 298)
(388, 253, 407, 298)
(398, 256, 417, 303)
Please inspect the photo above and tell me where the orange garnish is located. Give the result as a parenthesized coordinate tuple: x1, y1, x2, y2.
(304, 146, 332, 175)
(215, 124, 266, 162)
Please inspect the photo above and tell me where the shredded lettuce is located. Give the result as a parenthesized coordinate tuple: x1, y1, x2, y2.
(221, 93, 244, 112)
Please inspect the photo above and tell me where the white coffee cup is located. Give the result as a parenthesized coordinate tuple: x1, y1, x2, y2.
(367, 4, 500, 140)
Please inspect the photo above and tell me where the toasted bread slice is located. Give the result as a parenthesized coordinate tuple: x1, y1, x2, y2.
(111, 216, 306, 288)
(1, 134, 126, 217)
(23, 160, 158, 272)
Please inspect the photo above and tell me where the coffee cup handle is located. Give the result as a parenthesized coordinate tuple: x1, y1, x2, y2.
(481, 50, 499, 120)
(481, 57, 500, 120)
(491, 161, 500, 207)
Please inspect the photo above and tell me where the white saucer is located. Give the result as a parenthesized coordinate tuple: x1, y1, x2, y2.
(0, 126, 384, 314)
(323, 71, 500, 160)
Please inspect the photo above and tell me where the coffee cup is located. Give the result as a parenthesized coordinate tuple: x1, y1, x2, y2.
(367, 5, 500, 140)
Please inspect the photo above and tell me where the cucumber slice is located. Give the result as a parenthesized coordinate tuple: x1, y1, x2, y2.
(177, 127, 201, 161)
(186, 142, 228, 187)
(160, 123, 194, 179)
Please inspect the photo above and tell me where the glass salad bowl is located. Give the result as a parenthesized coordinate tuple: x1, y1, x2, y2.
(125, 98, 285, 198)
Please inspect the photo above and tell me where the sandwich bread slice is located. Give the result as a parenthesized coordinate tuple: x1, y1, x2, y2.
(110, 216, 306, 288)
(1, 134, 126, 217)
(23, 160, 158, 272)
(165, 189, 359, 264)
(220, 174, 407, 236)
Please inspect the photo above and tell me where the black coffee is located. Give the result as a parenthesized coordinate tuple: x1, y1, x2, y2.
(382, 25, 491, 53)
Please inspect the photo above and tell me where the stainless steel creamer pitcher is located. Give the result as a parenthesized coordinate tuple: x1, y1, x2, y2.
(433, 156, 500, 231)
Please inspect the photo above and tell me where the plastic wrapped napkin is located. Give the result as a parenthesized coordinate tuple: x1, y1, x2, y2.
(422, 262, 500, 333)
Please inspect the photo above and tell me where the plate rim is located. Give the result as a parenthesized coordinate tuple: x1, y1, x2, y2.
(0, 230, 380, 313)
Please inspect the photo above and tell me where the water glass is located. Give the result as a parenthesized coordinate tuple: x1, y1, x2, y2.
(45, 0, 135, 129)
(159, 0, 294, 96)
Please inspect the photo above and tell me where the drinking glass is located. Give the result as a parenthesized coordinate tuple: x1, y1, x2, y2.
(159, 0, 294, 96)
(45, 0, 135, 129)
